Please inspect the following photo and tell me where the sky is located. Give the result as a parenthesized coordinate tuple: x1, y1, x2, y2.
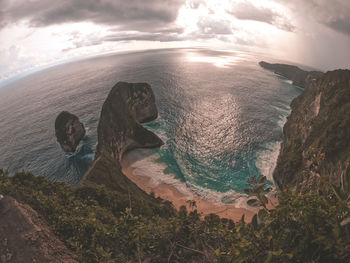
(0, 0, 350, 82)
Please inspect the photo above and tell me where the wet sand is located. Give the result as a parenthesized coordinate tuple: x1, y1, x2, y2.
(121, 150, 278, 222)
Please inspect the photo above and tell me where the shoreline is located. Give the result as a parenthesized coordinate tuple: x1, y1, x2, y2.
(121, 149, 278, 222)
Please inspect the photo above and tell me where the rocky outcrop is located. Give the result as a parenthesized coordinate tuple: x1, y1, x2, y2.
(95, 82, 163, 160)
(273, 69, 350, 191)
(83, 82, 163, 188)
(55, 111, 85, 152)
(259, 61, 323, 88)
(0, 196, 79, 263)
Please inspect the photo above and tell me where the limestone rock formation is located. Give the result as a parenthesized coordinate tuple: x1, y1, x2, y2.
(55, 111, 85, 152)
(259, 61, 323, 88)
(0, 196, 79, 263)
(83, 82, 163, 188)
(273, 69, 350, 191)
(96, 82, 163, 160)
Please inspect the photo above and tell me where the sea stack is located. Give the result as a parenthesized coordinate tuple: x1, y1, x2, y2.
(82, 82, 163, 189)
(95, 82, 163, 160)
(55, 111, 85, 152)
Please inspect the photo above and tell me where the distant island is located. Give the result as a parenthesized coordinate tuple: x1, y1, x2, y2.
(259, 61, 323, 88)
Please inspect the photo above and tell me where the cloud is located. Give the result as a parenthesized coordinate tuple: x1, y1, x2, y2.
(276, 0, 350, 36)
(228, 1, 295, 32)
(186, 0, 206, 9)
(0, 0, 183, 31)
(0, 45, 38, 80)
(103, 32, 184, 43)
(62, 31, 105, 52)
(197, 17, 233, 35)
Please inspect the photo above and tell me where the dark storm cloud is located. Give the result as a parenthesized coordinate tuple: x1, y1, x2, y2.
(228, 1, 295, 32)
(0, 0, 6, 28)
(276, 0, 350, 36)
(0, 0, 183, 31)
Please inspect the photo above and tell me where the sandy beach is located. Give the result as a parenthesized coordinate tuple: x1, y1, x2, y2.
(121, 149, 278, 222)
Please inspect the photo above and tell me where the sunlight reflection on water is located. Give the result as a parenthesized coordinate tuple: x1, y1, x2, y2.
(185, 52, 245, 68)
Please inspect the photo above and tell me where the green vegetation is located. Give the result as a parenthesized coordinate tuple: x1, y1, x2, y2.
(0, 170, 349, 262)
(244, 175, 272, 211)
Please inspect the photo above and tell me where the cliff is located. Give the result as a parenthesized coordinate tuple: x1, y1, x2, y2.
(55, 111, 85, 152)
(95, 82, 163, 159)
(273, 69, 350, 191)
(0, 195, 78, 263)
(82, 82, 163, 192)
(259, 61, 323, 88)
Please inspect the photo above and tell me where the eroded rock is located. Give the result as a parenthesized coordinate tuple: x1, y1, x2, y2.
(55, 111, 85, 152)
(96, 82, 163, 160)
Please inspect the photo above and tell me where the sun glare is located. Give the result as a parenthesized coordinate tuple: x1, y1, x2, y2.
(185, 52, 245, 68)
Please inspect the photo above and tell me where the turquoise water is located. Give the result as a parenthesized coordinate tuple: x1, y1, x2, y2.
(0, 48, 302, 201)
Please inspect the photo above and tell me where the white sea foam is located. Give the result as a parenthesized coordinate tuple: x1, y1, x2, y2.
(256, 106, 292, 182)
(126, 149, 255, 210)
(255, 141, 282, 183)
(282, 79, 293, 85)
(277, 117, 285, 129)
(128, 149, 194, 196)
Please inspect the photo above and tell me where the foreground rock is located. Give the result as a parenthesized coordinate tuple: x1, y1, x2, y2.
(83, 82, 163, 190)
(259, 61, 323, 88)
(0, 196, 79, 263)
(55, 111, 85, 152)
(273, 69, 350, 191)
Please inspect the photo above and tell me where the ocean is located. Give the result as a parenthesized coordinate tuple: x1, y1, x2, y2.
(0, 48, 302, 204)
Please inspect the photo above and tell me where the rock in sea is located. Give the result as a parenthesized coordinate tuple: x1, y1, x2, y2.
(55, 111, 85, 152)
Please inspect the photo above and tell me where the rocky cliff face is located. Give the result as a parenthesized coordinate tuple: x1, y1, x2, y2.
(259, 61, 323, 88)
(55, 111, 85, 152)
(95, 82, 163, 160)
(273, 69, 350, 191)
(83, 82, 163, 188)
(0, 196, 78, 263)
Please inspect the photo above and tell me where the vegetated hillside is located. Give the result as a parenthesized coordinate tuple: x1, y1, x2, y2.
(0, 195, 79, 263)
(1, 170, 349, 262)
(273, 69, 350, 192)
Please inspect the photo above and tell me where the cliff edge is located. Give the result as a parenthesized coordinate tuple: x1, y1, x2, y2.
(273, 69, 350, 191)
(0, 196, 78, 263)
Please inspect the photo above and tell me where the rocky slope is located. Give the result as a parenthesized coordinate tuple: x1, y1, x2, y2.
(55, 111, 85, 152)
(0, 195, 79, 263)
(83, 82, 163, 189)
(273, 69, 350, 191)
(259, 61, 323, 88)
